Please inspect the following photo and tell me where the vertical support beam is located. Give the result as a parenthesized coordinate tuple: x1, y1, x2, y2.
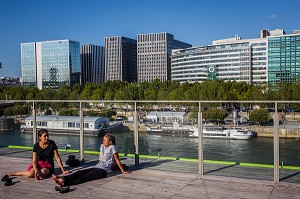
(79, 101, 84, 162)
(274, 102, 279, 183)
(198, 102, 204, 175)
(134, 102, 139, 169)
(32, 101, 37, 144)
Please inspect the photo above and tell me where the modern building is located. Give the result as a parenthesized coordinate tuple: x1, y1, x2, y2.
(104, 36, 137, 82)
(0, 77, 20, 86)
(81, 44, 105, 85)
(171, 29, 288, 84)
(21, 39, 80, 89)
(268, 31, 300, 84)
(137, 32, 192, 82)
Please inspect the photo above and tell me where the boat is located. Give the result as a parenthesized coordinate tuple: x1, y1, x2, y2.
(20, 115, 123, 136)
(147, 122, 253, 140)
(147, 121, 194, 137)
(189, 126, 252, 140)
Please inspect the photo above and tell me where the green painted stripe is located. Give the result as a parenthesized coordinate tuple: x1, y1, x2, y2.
(239, 162, 274, 168)
(58, 149, 80, 153)
(204, 160, 236, 165)
(8, 145, 33, 150)
(118, 153, 135, 157)
(179, 158, 198, 162)
(7, 145, 300, 171)
(140, 155, 158, 159)
(282, 166, 300, 171)
(158, 156, 177, 160)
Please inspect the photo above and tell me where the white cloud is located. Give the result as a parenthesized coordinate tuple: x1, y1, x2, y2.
(266, 14, 278, 19)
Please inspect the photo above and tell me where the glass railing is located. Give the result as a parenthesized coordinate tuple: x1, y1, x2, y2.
(0, 100, 300, 183)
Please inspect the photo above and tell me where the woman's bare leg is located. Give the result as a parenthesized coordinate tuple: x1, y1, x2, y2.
(8, 168, 34, 178)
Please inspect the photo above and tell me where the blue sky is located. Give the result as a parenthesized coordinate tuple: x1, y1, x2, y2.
(0, 0, 299, 77)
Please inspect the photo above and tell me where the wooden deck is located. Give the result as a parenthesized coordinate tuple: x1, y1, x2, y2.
(0, 147, 300, 199)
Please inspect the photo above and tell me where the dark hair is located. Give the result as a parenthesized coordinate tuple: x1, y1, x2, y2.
(104, 133, 115, 145)
(37, 129, 49, 140)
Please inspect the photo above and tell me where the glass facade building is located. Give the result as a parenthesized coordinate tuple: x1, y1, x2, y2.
(104, 36, 137, 82)
(171, 36, 268, 84)
(268, 34, 300, 83)
(81, 44, 105, 85)
(21, 40, 80, 89)
(21, 43, 36, 86)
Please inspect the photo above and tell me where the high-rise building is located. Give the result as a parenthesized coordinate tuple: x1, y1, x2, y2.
(21, 39, 80, 89)
(171, 30, 287, 84)
(104, 36, 137, 82)
(268, 32, 300, 84)
(81, 44, 105, 85)
(137, 32, 191, 82)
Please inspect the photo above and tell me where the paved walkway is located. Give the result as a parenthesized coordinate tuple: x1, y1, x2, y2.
(0, 148, 300, 198)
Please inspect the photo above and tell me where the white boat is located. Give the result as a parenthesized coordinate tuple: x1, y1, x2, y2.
(147, 121, 194, 137)
(190, 127, 252, 140)
(20, 115, 123, 136)
(147, 122, 253, 140)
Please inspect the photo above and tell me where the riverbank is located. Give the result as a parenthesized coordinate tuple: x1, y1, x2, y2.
(251, 127, 300, 139)
(122, 122, 300, 139)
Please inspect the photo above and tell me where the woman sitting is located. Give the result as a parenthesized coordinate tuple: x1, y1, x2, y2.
(52, 133, 129, 187)
(3, 129, 68, 180)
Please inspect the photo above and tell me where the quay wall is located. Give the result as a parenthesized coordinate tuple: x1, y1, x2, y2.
(253, 127, 300, 139)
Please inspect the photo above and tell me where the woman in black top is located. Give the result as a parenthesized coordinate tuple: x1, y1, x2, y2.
(6, 129, 68, 180)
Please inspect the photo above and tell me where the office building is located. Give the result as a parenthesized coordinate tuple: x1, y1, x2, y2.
(21, 39, 80, 89)
(268, 32, 300, 84)
(171, 29, 288, 84)
(137, 32, 192, 82)
(81, 44, 105, 85)
(104, 36, 137, 82)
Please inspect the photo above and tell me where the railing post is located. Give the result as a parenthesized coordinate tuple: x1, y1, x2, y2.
(79, 101, 84, 162)
(32, 101, 37, 144)
(198, 102, 204, 175)
(134, 101, 139, 169)
(274, 102, 280, 183)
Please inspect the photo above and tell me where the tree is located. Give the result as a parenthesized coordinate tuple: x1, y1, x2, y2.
(249, 108, 270, 125)
(203, 108, 228, 124)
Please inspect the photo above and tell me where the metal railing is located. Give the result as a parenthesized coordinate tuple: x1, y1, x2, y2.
(2, 99, 300, 183)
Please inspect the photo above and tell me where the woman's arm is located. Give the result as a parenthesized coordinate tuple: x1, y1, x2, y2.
(32, 152, 40, 179)
(113, 153, 130, 174)
(54, 150, 69, 174)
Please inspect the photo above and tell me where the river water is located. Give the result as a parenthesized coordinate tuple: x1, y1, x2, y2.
(0, 129, 300, 166)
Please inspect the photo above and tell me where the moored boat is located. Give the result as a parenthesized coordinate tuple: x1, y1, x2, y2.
(20, 115, 122, 136)
(189, 126, 252, 140)
(147, 122, 253, 140)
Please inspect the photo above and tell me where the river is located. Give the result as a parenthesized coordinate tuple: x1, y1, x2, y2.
(0, 129, 299, 166)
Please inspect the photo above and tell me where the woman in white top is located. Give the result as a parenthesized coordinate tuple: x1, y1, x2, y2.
(52, 134, 129, 187)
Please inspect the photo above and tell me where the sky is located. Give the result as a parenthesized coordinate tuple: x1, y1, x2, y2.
(0, 0, 299, 77)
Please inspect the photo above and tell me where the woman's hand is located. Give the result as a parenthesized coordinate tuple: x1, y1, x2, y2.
(122, 171, 130, 175)
(35, 170, 41, 180)
(62, 170, 70, 175)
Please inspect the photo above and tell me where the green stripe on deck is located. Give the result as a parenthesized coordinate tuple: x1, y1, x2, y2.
(204, 160, 236, 165)
(7, 145, 300, 170)
(239, 162, 274, 168)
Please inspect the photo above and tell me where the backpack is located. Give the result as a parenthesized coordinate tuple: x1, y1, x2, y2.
(65, 155, 80, 167)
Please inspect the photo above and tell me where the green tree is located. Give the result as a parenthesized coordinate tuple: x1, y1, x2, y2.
(249, 108, 270, 125)
(203, 108, 228, 124)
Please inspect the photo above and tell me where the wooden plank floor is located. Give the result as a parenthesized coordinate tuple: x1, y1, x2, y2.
(0, 147, 300, 199)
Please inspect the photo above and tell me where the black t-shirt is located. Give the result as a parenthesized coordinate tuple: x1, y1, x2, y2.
(33, 140, 58, 168)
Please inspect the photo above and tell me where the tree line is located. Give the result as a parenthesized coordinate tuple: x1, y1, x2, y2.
(1, 80, 298, 124)
(1, 79, 300, 101)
